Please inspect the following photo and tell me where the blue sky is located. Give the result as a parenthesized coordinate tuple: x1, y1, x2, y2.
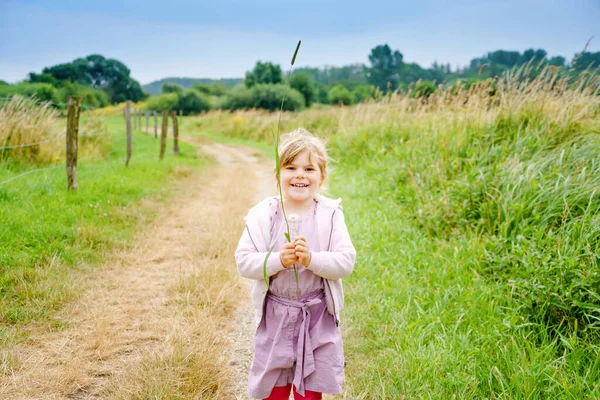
(0, 0, 598, 85)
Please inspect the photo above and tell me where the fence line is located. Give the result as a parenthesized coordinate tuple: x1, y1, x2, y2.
(0, 136, 65, 150)
(1, 96, 182, 188)
(0, 131, 114, 151)
(0, 96, 96, 110)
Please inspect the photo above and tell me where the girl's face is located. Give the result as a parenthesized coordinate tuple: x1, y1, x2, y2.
(278, 150, 324, 207)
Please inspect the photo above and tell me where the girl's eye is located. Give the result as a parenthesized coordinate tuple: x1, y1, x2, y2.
(286, 166, 295, 170)
(307, 168, 315, 171)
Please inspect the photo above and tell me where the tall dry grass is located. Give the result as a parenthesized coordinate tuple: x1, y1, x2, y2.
(0, 96, 112, 165)
(0, 96, 62, 164)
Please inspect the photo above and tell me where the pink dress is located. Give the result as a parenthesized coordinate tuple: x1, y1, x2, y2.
(247, 200, 345, 399)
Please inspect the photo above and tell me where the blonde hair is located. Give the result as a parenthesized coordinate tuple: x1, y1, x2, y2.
(278, 128, 330, 179)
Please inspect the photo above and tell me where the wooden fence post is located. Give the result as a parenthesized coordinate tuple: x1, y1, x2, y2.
(132, 107, 136, 130)
(66, 96, 82, 190)
(153, 111, 158, 138)
(145, 111, 149, 134)
(160, 110, 168, 160)
(138, 109, 142, 132)
(171, 111, 179, 155)
(125, 101, 132, 166)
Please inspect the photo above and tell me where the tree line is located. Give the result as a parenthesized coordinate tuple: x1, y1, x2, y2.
(1, 45, 598, 112)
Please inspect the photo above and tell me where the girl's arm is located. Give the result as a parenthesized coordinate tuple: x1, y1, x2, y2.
(235, 224, 286, 280)
(307, 209, 356, 280)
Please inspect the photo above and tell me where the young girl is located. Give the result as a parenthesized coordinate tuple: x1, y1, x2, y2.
(235, 128, 356, 400)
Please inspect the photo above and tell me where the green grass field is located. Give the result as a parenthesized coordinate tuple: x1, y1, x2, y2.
(0, 116, 207, 331)
(189, 69, 600, 397)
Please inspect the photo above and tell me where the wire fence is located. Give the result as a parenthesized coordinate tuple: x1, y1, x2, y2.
(1, 97, 179, 189)
(0, 96, 97, 110)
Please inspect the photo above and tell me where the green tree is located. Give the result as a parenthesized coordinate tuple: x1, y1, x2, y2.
(548, 56, 566, 67)
(0, 82, 61, 104)
(327, 84, 353, 105)
(28, 54, 146, 103)
(221, 84, 304, 111)
(244, 61, 283, 88)
(290, 73, 314, 107)
(146, 93, 179, 112)
(411, 80, 437, 99)
(162, 83, 184, 94)
(352, 85, 374, 103)
(572, 51, 600, 71)
(177, 89, 210, 115)
(191, 83, 228, 96)
(367, 44, 404, 92)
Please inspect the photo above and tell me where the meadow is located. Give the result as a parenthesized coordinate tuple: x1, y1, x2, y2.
(187, 67, 600, 398)
(0, 109, 206, 334)
(2, 64, 600, 398)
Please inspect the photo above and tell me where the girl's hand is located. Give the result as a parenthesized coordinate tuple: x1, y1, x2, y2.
(294, 235, 312, 267)
(280, 242, 298, 268)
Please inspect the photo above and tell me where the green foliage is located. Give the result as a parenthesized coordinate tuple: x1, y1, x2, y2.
(58, 81, 109, 109)
(221, 84, 304, 111)
(142, 78, 242, 96)
(572, 51, 600, 72)
(0, 80, 8, 86)
(146, 93, 179, 112)
(27, 54, 146, 104)
(367, 44, 404, 91)
(0, 82, 60, 104)
(244, 61, 283, 88)
(191, 83, 228, 96)
(289, 73, 314, 107)
(352, 85, 374, 103)
(162, 83, 184, 94)
(177, 89, 210, 115)
(327, 84, 353, 105)
(294, 64, 367, 86)
(411, 80, 437, 98)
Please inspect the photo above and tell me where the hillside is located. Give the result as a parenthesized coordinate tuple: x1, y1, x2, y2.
(142, 77, 243, 95)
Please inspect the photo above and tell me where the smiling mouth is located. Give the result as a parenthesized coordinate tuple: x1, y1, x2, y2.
(291, 183, 308, 187)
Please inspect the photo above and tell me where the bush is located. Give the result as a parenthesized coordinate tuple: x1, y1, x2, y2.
(352, 85, 375, 103)
(146, 93, 179, 112)
(327, 84, 353, 105)
(162, 83, 184, 94)
(411, 80, 437, 98)
(58, 81, 109, 109)
(290, 73, 314, 107)
(221, 84, 304, 111)
(177, 89, 210, 115)
(191, 83, 228, 96)
(0, 82, 61, 104)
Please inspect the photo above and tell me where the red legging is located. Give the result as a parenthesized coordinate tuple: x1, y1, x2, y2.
(265, 384, 322, 400)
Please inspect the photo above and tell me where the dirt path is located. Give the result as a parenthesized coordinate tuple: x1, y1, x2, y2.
(1, 140, 273, 399)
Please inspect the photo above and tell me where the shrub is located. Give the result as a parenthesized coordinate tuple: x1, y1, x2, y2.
(0, 82, 61, 104)
(327, 84, 353, 105)
(162, 83, 184, 94)
(177, 89, 210, 115)
(290, 73, 314, 107)
(221, 84, 304, 111)
(411, 80, 437, 98)
(352, 85, 375, 103)
(250, 84, 304, 111)
(58, 81, 109, 109)
(146, 93, 179, 112)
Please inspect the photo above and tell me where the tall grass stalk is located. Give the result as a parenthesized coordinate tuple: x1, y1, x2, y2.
(263, 40, 302, 289)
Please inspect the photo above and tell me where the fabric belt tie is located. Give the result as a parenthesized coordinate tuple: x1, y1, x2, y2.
(267, 291, 324, 397)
